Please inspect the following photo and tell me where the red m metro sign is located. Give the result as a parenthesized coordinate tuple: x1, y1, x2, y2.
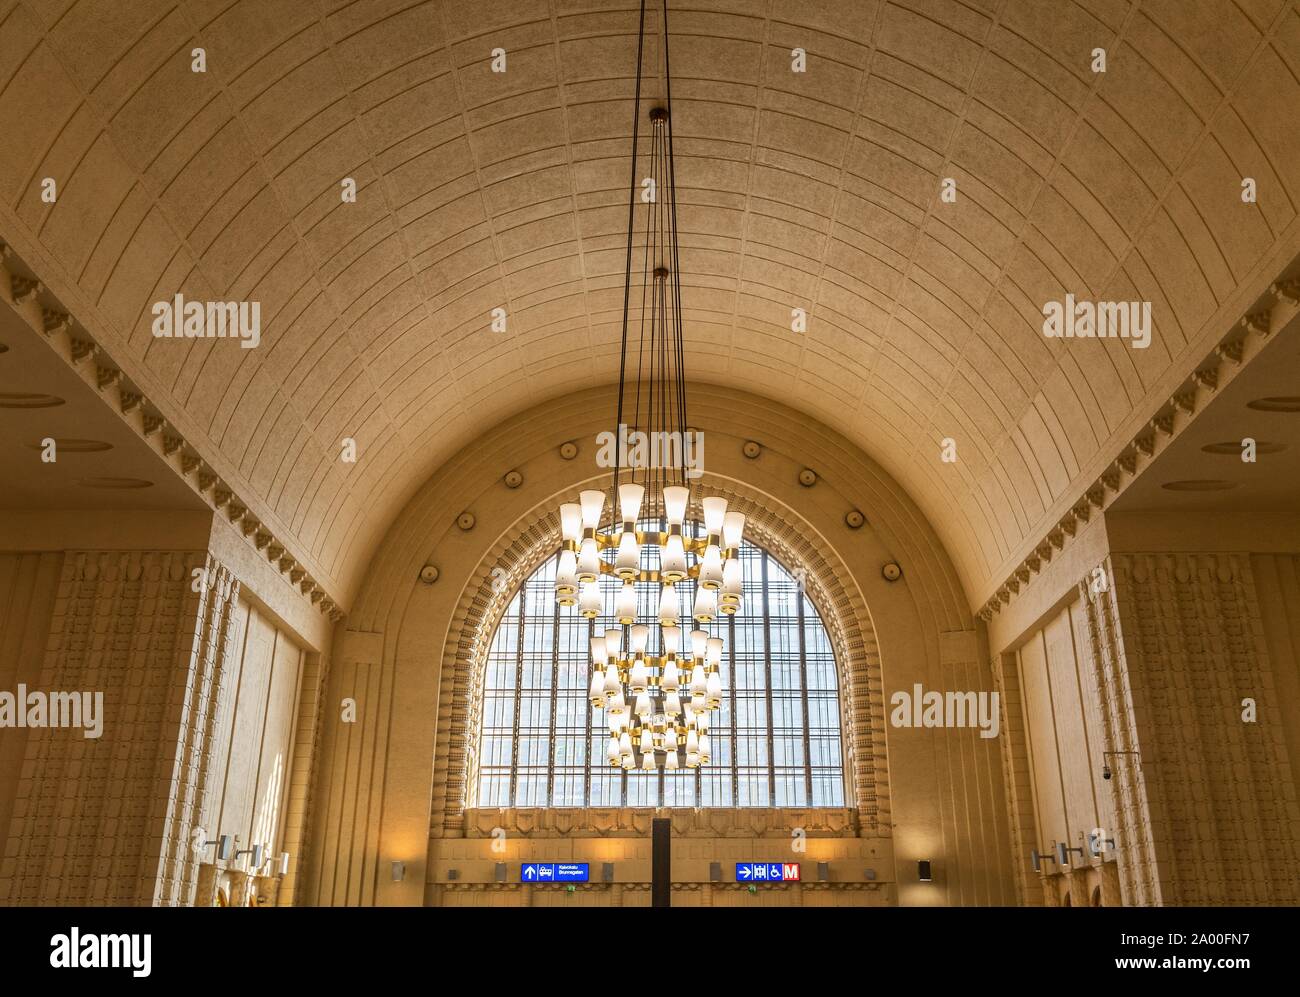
(736, 862, 800, 882)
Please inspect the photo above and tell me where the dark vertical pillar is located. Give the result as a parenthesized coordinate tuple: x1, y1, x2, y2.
(652, 817, 671, 907)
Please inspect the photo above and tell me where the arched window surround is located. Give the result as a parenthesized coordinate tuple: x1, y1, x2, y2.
(446, 480, 888, 832)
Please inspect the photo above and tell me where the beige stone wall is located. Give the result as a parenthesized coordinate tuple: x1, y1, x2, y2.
(302, 387, 1016, 907)
(0, 520, 322, 906)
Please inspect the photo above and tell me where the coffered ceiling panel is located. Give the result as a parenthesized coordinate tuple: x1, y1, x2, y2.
(1, 0, 1297, 607)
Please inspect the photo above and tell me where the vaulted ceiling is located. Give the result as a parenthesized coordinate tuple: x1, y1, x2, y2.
(2, 0, 1298, 608)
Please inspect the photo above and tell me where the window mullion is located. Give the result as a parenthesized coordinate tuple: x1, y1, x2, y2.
(797, 582, 813, 805)
(547, 591, 560, 805)
(761, 552, 776, 806)
(508, 582, 527, 807)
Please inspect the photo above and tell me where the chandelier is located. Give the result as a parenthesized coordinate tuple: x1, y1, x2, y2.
(554, 0, 744, 773)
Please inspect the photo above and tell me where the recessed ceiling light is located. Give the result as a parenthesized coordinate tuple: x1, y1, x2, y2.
(77, 477, 153, 489)
(1200, 441, 1286, 455)
(1246, 397, 1300, 412)
(25, 438, 114, 453)
(1160, 479, 1238, 492)
(0, 392, 65, 408)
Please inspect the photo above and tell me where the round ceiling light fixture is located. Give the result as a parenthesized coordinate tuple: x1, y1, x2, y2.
(0, 392, 65, 408)
(1160, 479, 1238, 491)
(26, 438, 113, 453)
(77, 477, 153, 489)
(1245, 397, 1300, 412)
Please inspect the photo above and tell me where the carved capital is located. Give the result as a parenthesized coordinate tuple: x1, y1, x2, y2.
(163, 434, 184, 457)
(1191, 366, 1218, 391)
(1215, 338, 1244, 365)
(1240, 310, 1271, 337)
(255, 530, 272, 550)
(142, 413, 164, 436)
(1170, 391, 1195, 415)
(11, 275, 42, 304)
(1135, 433, 1155, 457)
(69, 337, 95, 363)
(42, 308, 71, 336)
(181, 454, 201, 475)
(198, 471, 217, 492)
(119, 390, 142, 414)
(1270, 278, 1300, 305)
(96, 365, 120, 390)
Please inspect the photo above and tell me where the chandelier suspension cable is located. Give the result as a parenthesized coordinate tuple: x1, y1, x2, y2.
(612, 0, 648, 529)
(558, 0, 744, 773)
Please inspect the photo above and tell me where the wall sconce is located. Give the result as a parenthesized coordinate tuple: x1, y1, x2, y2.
(198, 833, 233, 861)
(391, 860, 405, 882)
(1102, 750, 1140, 780)
(1056, 842, 1085, 867)
(274, 851, 290, 876)
(917, 860, 932, 882)
(1087, 831, 1116, 857)
(1030, 848, 1057, 873)
(234, 843, 264, 870)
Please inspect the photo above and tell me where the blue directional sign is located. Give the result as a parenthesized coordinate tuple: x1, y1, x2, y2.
(736, 862, 800, 882)
(521, 862, 589, 883)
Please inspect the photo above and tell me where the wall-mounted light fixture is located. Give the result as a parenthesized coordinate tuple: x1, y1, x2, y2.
(1056, 842, 1086, 867)
(234, 843, 264, 871)
(274, 851, 290, 876)
(1030, 848, 1057, 873)
(391, 860, 405, 882)
(1087, 831, 1116, 857)
(1102, 749, 1140, 780)
(197, 833, 233, 862)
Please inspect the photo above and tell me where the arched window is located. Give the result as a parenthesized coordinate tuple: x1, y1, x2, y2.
(474, 539, 845, 808)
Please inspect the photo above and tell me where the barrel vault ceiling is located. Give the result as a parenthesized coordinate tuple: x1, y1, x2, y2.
(1, 0, 1298, 608)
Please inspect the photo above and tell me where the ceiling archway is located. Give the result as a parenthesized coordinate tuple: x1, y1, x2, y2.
(2, 0, 1298, 606)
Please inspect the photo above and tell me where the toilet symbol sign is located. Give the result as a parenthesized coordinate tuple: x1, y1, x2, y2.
(736, 862, 800, 882)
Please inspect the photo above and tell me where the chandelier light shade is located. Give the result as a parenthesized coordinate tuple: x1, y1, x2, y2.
(554, 0, 743, 772)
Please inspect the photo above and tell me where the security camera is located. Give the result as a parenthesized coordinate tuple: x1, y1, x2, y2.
(1102, 764, 1112, 780)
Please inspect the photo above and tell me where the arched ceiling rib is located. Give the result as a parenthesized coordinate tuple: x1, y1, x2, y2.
(2, 0, 1298, 607)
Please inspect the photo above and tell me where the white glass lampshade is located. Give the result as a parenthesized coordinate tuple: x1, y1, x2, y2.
(556, 548, 578, 596)
(641, 751, 656, 771)
(607, 736, 620, 763)
(706, 670, 722, 707)
(662, 660, 680, 692)
(640, 728, 653, 753)
(615, 581, 638, 624)
(664, 750, 679, 770)
(619, 731, 633, 756)
(720, 558, 743, 613)
(577, 537, 600, 583)
(578, 580, 601, 618)
(690, 663, 707, 696)
(604, 627, 622, 658)
(590, 632, 608, 664)
(722, 511, 746, 549)
(634, 691, 651, 717)
(690, 694, 706, 714)
(629, 624, 649, 655)
(702, 496, 727, 535)
(618, 482, 645, 524)
(664, 690, 682, 716)
(560, 503, 582, 543)
(692, 586, 716, 622)
(615, 531, 640, 579)
(695, 713, 709, 735)
(699, 733, 711, 763)
(622, 755, 635, 770)
(686, 751, 699, 768)
(661, 533, 687, 582)
(662, 485, 689, 525)
(629, 658, 649, 693)
(602, 664, 620, 697)
(690, 629, 708, 661)
(706, 637, 723, 667)
(589, 669, 605, 704)
(579, 490, 605, 530)
(662, 625, 681, 655)
(608, 712, 622, 734)
(685, 728, 699, 754)
(698, 543, 723, 589)
(658, 583, 679, 625)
